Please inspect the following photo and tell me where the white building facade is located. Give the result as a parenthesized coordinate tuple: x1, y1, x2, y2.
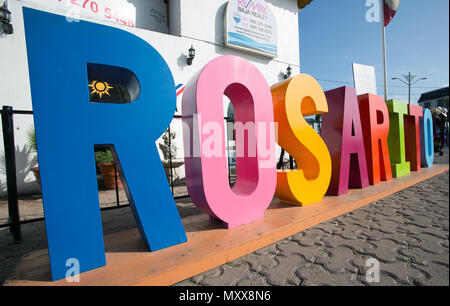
(0, 0, 308, 195)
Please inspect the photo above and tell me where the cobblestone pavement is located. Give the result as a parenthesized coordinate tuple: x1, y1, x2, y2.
(176, 151, 449, 286)
(0, 150, 448, 285)
(176, 172, 449, 286)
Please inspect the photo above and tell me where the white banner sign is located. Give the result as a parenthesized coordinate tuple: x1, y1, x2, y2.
(352, 63, 378, 96)
(19, 0, 168, 33)
(20, 0, 136, 27)
(225, 0, 278, 58)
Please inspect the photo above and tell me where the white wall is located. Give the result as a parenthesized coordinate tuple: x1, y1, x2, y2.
(0, 0, 300, 195)
(0, 0, 36, 195)
(173, 0, 300, 65)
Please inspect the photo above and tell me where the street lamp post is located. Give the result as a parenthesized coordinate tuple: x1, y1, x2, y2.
(392, 72, 427, 104)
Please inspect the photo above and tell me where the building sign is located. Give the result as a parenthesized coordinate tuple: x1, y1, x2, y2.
(225, 0, 278, 58)
(352, 63, 378, 96)
(19, 0, 169, 33)
(145, 0, 168, 34)
(20, 0, 136, 27)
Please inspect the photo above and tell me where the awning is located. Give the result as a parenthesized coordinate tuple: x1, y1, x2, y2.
(297, 0, 314, 9)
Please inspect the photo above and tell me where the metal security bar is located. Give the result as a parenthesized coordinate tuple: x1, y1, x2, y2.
(0, 106, 25, 241)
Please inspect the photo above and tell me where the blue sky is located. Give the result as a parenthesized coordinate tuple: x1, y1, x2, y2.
(298, 0, 449, 104)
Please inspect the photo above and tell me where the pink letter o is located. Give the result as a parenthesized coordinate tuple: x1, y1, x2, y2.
(182, 55, 277, 228)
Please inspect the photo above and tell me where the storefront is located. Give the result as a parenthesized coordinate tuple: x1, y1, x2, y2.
(0, 0, 312, 195)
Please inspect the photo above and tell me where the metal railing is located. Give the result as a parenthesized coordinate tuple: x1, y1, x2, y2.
(1, 104, 301, 243)
(0, 105, 236, 243)
(0, 106, 25, 242)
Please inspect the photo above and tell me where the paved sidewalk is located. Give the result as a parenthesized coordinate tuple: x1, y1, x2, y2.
(176, 151, 449, 286)
(0, 150, 448, 285)
(176, 171, 449, 286)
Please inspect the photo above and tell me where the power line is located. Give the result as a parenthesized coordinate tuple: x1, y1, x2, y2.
(314, 78, 445, 90)
(377, 85, 444, 89)
(315, 78, 353, 85)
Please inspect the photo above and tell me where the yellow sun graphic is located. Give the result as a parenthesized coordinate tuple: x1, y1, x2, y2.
(89, 81, 114, 98)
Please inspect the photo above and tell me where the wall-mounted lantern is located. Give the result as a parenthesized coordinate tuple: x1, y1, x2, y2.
(283, 65, 292, 79)
(187, 45, 195, 66)
(0, 1, 13, 35)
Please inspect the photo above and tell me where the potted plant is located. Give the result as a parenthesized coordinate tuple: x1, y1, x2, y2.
(95, 149, 123, 189)
(27, 128, 123, 190)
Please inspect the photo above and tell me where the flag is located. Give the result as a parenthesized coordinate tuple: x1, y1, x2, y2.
(384, 0, 400, 26)
(176, 83, 185, 97)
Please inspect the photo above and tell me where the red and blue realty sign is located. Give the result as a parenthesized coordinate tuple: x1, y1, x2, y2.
(225, 0, 278, 57)
(23, 8, 434, 281)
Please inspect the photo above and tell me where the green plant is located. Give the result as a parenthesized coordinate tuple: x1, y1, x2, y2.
(26, 126, 37, 152)
(95, 150, 114, 164)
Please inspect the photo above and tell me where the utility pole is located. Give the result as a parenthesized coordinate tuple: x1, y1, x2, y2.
(381, 0, 388, 101)
(392, 72, 427, 104)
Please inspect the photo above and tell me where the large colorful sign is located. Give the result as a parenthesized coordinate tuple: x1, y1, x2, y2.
(182, 56, 277, 228)
(271, 75, 331, 205)
(23, 8, 186, 281)
(23, 8, 434, 281)
(225, 0, 278, 57)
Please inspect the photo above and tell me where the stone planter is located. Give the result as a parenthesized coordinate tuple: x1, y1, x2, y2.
(161, 159, 184, 184)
